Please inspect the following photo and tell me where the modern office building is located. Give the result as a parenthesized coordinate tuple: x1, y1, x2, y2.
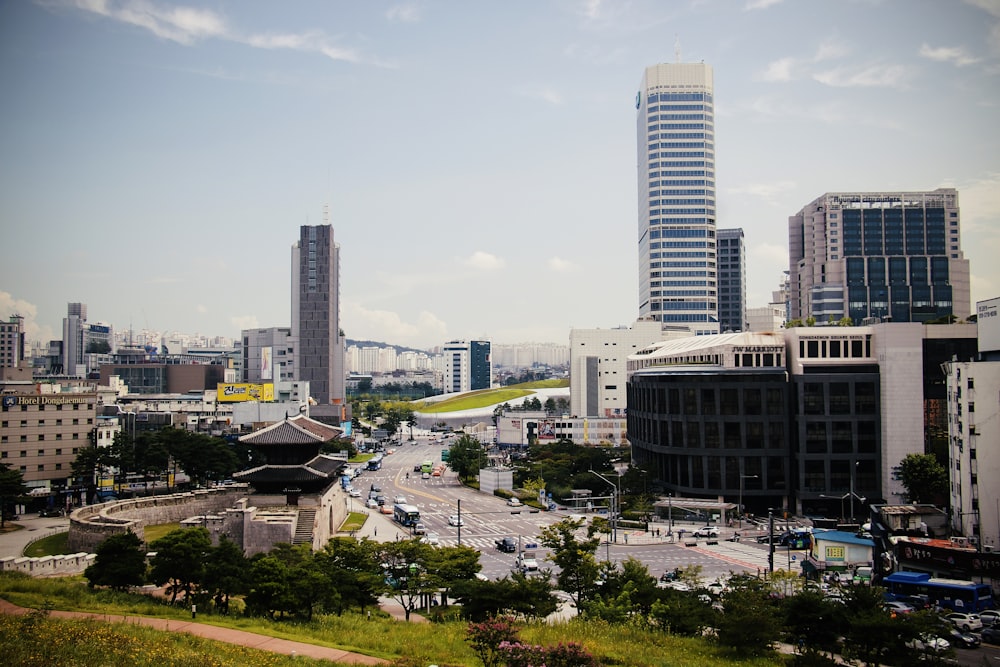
(0, 315, 26, 369)
(241, 327, 295, 384)
(569, 318, 690, 418)
(788, 189, 971, 324)
(942, 296, 1000, 552)
(636, 62, 719, 334)
(717, 228, 746, 333)
(291, 216, 346, 411)
(443, 340, 491, 393)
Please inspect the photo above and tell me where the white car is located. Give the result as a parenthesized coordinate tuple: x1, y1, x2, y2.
(946, 612, 983, 632)
(421, 532, 440, 546)
(506, 497, 522, 507)
(348, 488, 361, 498)
(906, 634, 950, 653)
(980, 609, 1000, 626)
(365, 498, 378, 509)
(448, 515, 464, 527)
(692, 526, 720, 538)
(393, 495, 407, 504)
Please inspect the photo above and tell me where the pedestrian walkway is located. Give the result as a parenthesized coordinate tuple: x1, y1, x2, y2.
(0, 598, 389, 664)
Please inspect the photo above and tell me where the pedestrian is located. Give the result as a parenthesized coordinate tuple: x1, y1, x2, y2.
(374, 527, 377, 537)
(367, 610, 371, 621)
(624, 534, 628, 544)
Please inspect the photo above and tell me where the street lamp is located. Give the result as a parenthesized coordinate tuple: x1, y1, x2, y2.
(738, 474, 758, 528)
(589, 470, 619, 544)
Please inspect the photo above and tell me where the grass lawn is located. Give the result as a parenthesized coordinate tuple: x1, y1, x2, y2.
(24, 531, 69, 558)
(338, 512, 367, 533)
(412, 379, 569, 414)
(142, 523, 181, 544)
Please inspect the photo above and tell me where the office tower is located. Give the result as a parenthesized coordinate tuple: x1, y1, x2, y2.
(62, 302, 86, 377)
(241, 327, 294, 383)
(291, 215, 346, 408)
(0, 315, 26, 369)
(717, 228, 746, 332)
(443, 340, 491, 393)
(788, 189, 971, 324)
(636, 62, 719, 335)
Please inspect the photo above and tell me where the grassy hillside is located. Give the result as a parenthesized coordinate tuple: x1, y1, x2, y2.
(412, 379, 568, 414)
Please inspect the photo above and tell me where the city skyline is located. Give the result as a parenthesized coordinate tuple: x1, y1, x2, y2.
(2, 1, 999, 349)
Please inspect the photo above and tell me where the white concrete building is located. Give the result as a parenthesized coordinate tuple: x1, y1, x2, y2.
(570, 319, 690, 418)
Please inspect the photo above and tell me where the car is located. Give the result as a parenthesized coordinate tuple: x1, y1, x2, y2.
(38, 508, 64, 518)
(421, 532, 440, 546)
(380, 505, 393, 515)
(495, 537, 517, 553)
(979, 609, 1000, 626)
(348, 488, 361, 498)
(692, 526, 720, 538)
(393, 495, 407, 504)
(432, 469, 442, 476)
(884, 601, 915, 615)
(506, 497, 522, 507)
(946, 612, 983, 632)
(448, 515, 464, 527)
(906, 634, 951, 653)
(982, 626, 1000, 645)
(412, 522, 427, 535)
(947, 628, 981, 648)
(375, 495, 387, 506)
(422, 472, 430, 479)
(413, 464, 422, 472)
(366, 498, 378, 509)
(370, 484, 382, 493)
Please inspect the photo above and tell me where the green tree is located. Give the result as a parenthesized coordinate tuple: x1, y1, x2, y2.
(377, 539, 438, 621)
(202, 536, 248, 614)
(452, 572, 559, 621)
(447, 434, 486, 481)
(840, 584, 911, 667)
(0, 462, 28, 527)
(84, 530, 147, 591)
(149, 527, 212, 604)
(649, 588, 717, 636)
(246, 551, 297, 619)
(315, 537, 383, 614)
(898, 453, 948, 504)
(780, 589, 846, 657)
(714, 573, 782, 657)
(538, 518, 601, 612)
(424, 543, 482, 605)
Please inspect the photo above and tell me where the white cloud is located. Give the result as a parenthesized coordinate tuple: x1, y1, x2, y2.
(57, 0, 375, 65)
(918, 43, 981, 67)
(759, 57, 795, 82)
(813, 36, 850, 62)
(230, 314, 258, 331)
(460, 251, 506, 271)
(514, 85, 564, 105)
(812, 63, 913, 89)
(343, 302, 447, 348)
(0, 292, 54, 346)
(963, 0, 1000, 19)
(547, 257, 579, 273)
(385, 4, 421, 23)
(744, 0, 784, 9)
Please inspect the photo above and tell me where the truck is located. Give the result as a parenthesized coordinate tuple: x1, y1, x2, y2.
(495, 536, 517, 553)
(515, 551, 539, 573)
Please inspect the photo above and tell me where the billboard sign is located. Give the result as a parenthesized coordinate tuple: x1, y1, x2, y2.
(977, 297, 1000, 354)
(261, 346, 273, 380)
(216, 383, 274, 403)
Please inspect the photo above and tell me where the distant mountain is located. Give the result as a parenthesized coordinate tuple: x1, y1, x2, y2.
(346, 339, 432, 355)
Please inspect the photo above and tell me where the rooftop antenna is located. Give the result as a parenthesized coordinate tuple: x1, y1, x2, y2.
(675, 34, 681, 63)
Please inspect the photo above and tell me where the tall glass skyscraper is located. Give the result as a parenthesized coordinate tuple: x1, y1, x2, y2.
(636, 62, 719, 335)
(788, 190, 971, 324)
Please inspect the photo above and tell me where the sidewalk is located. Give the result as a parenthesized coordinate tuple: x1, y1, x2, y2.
(0, 598, 389, 664)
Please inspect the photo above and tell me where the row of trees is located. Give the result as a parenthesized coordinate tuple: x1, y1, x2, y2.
(71, 428, 245, 501)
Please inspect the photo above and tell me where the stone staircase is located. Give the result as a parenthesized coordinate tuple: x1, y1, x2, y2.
(292, 509, 316, 546)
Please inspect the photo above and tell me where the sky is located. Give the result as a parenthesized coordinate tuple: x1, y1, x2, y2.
(2, 0, 999, 351)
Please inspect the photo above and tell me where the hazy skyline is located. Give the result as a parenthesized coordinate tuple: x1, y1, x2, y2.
(2, 0, 999, 350)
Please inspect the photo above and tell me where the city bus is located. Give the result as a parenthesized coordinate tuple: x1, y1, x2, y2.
(393, 503, 420, 527)
(420, 460, 434, 474)
(366, 453, 384, 471)
(883, 571, 995, 612)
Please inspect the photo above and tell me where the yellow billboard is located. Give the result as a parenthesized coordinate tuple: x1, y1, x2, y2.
(217, 383, 274, 403)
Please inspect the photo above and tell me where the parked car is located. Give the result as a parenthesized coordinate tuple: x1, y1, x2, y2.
(947, 612, 983, 632)
(692, 526, 720, 538)
(981, 626, 1000, 645)
(448, 514, 464, 527)
(947, 628, 981, 648)
(979, 609, 1000, 626)
(905, 634, 950, 653)
(348, 488, 361, 498)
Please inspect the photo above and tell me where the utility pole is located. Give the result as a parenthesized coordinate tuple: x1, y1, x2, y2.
(457, 498, 461, 546)
(589, 470, 618, 544)
(767, 509, 775, 575)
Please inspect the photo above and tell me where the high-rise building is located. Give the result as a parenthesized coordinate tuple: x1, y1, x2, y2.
(62, 302, 86, 377)
(443, 340, 491, 393)
(636, 62, 719, 335)
(717, 228, 746, 333)
(0, 315, 26, 369)
(788, 189, 971, 324)
(241, 327, 294, 384)
(291, 215, 346, 409)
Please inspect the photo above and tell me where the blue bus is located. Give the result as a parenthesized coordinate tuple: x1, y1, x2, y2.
(883, 571, 994, 612)
(393, 503, 420, 527)
(366, 453, 383, 471)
